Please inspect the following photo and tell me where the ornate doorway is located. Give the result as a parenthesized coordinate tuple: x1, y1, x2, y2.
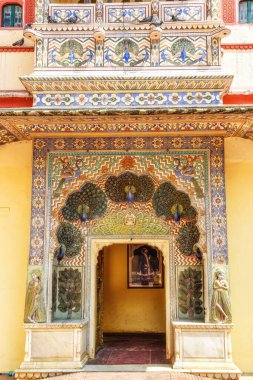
(87, 237, 172, 360)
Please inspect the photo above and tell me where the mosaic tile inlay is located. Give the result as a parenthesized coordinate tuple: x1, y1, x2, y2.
(29, 137, 227, 271)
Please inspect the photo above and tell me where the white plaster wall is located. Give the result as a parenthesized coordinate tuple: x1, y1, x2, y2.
(0, 52, 34, 91)
(222, 25, 253, 94)
(0, 30, 33, 47)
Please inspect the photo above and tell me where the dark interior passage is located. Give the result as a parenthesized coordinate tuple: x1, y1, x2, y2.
(88, 333, 169, 365)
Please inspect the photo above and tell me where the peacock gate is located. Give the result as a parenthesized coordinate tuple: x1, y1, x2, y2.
(16, 134, 239, 378)
(7, 0, 253, 378)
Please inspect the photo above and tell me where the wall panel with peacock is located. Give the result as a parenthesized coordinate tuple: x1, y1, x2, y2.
(27, 136, 227, 323)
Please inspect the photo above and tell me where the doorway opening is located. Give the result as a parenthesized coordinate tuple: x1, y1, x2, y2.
(88, 242, 170, 365)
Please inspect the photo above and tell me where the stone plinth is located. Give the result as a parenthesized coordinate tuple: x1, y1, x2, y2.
(172, 321, 240, 374)
(19, 321, 88, 370)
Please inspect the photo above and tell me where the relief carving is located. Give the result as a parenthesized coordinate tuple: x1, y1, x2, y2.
(211, 269, 232, 323)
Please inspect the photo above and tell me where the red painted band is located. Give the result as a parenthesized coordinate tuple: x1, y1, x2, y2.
(223, 94, 253, 104)
(0, 46, 34, 52)
(0, 97, 33, 108)
(222, 44, 253, 50)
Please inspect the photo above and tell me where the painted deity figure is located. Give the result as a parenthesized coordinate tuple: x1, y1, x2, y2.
(211, 270, 232, 323)
(24, 271, 46, 323)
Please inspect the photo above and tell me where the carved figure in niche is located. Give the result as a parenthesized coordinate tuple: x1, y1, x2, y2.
(24, 271, 46, 323)
(211, 270, 232, 323)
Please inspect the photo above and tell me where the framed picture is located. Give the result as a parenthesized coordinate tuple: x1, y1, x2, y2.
(127, 244, 164, 288)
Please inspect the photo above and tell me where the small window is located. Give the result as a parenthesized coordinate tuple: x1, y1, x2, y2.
(239, 0, 253, 23)
(2, 4, 22, 27)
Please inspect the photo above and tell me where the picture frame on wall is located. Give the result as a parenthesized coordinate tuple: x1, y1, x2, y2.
(127, 244, 164, 288)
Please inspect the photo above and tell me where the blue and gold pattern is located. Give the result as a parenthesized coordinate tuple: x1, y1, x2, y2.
(34, 91, 221, 107)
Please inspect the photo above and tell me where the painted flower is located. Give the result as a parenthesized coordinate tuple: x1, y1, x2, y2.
(31, 236, 43, 249)
(211, 137, 223, 148)
(34, 157, 45, 169)
(76, 94, 88, 106)
(53, 94, 63, 106)
(122, 94, 134, 106)
(73, 139, 86, 150)
(32, 216, 44, 229)
(113, 138, 125, 149)
(168, 93, 182, 105)
(213, 174, 222, 188)
(32, 196, 44, 209)
(93, 138, 106, 149)
(34, 176, 45, 188)
(120, 156, 136, 170)
(213, 195, 223, 208)
(191, 137, 203, 149)
(34, 139, 46, 150)
(216, 236, 224, 247)
(212, 155, 222, 168)
(134, 138, 145, 149)
(215, 214, 225, 226)
(194, 92, 204, 104)
(152, 137, 164, 149)
(54, 139, 66, 150)
(171, 137, 184, 148)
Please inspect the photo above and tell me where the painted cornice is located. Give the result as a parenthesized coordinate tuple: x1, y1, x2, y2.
(0, 105, 253, 146)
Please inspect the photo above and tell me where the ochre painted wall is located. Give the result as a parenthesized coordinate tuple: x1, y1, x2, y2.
(103, 244, 166, 333)
(0, 138, 253, 372)
(0, 141, 32, 372)
(225, 137, 253, 373)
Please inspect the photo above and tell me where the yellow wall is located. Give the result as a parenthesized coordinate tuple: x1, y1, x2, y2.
(103, 244, 166, 333)
(225, 137, 253, 373)
(0, 138, 253, 372)
(0, 141, 32, 372)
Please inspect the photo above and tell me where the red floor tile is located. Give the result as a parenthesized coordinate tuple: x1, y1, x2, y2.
(107, 350, 151, 365)
(88, 333, 167, 365)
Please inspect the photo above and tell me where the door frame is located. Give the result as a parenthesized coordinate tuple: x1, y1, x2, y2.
(87, 236, 173, 360)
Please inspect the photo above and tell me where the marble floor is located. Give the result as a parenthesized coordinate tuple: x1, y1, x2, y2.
(87, 333, 169, 365)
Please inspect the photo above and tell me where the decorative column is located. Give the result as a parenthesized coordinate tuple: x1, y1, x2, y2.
(150, 31, 162, 67)
(94, 28, 105, 67)
(35, 0, 50, 23)
(96, 0, 104, 24)
(151, 0, 159, 21)
(211, 0, 222, 20)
